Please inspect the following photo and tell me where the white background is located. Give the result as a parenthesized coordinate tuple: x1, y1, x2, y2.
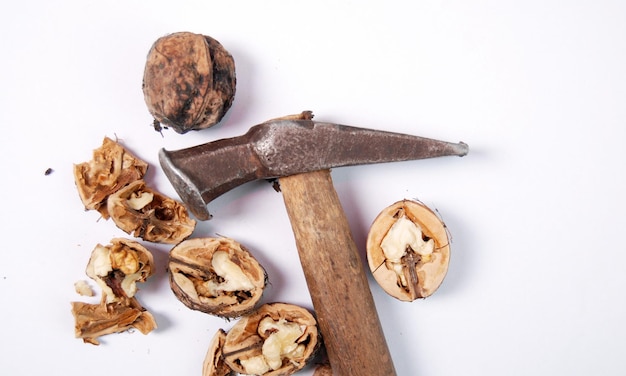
(1, 1, 625, 375)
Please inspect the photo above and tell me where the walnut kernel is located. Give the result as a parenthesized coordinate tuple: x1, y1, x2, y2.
(85, 238, 154, 303)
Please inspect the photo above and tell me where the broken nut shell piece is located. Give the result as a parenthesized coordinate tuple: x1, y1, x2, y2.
(107, 179, 196, 244)
(221, 303, 320, 376)
(74, 137, 148, 218)
(71, 296, 157, 345)
(73, 238, 156, 345)
(366, 199, 450, 301)
(86, 238, 154, 304)
(168, 237, 267, 318)
(142, 31, 236, 134)
(203, 329, 234, 376)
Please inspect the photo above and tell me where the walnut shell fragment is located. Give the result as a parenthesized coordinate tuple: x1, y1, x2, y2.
(168, 237, 267, 318)
(107, 180, 196, 244)
(221, 303, 320, 376)
(71, 297, 157, 345)
(142, 31, 236, 133)
(73, 137, 148, 218)
(72, 238, 157, 345)
(366, 199, 450, 301)
(203, 329, 234, 376)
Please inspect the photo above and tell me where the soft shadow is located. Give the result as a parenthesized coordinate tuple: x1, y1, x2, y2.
(426, 203, 476, 298)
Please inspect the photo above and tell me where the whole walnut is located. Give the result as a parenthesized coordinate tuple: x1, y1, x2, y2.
(142, 32, 236, 134)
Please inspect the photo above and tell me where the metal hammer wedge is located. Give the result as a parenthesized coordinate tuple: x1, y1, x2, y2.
(159, 113, 468, 375)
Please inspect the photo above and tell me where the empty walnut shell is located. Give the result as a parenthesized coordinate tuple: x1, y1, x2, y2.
(74, 137, 148, 218)
(142, 31, 236, 134)
(366, 199, 450, 301)
(168, 237, 267, 318)
(107, 179, 196, 244)
(221, 303, 319, 376)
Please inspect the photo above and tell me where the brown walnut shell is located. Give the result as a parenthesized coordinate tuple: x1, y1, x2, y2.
(168, 237, 267, 318)
(107, 179, 196, 244)
(142, 31, 236, 134)
(73, 137, 148, 218)
(366, 199, 450, 301)
(221, 303, 320, 376)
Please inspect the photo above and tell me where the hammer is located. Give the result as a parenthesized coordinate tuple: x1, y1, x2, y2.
(159, 112, 468, 375)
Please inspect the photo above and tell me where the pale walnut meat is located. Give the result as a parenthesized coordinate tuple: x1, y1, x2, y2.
(221, 303, 320, 376)
(85, 238, 154, 304)
(71, 296, 157, 345)
(74, 280, 95, 297)
(366, 199, 450, 301)
(107, 180, 196, 244)
(73, 137, 148, 218)
(203, 329, 234, 376)
(142, 32, 236, 134)
(168, 237, 267, 318)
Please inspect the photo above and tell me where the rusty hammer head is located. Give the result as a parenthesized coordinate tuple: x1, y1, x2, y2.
(159, 117, 468, 220)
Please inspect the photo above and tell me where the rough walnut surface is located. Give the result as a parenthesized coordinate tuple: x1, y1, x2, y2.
(312, 364, 333, 376)
(142, 31, 236, 133)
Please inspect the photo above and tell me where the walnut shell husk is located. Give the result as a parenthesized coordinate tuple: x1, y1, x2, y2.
(107, 179, 196, 244)
(221, 303, 320, 376)
(366, 199, 450, 301)
(73, 137, 148, 218)
(142, 31, 236, 134)
(168, 237, 267, 318)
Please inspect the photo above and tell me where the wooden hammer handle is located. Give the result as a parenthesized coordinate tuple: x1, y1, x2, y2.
(280, 169, 396, 376)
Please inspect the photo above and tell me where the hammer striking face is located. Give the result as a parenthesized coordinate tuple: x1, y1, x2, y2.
(159, 118, 468, 220)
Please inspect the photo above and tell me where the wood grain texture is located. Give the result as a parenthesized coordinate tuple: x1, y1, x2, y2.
(279, 169, 396, 376)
